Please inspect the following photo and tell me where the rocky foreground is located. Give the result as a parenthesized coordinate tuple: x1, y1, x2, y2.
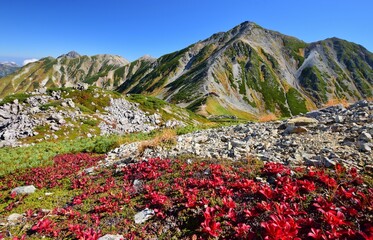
(106, 100, 372, 171)
(0, 100, 372, 239)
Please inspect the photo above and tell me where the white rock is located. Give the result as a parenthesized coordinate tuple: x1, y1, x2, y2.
(334, 115, 344, 123)
(287, 117, 319, 126)
(134, 208, 155, 224)
(98, 234, 124, 240)
(7, 213, 23, 223)
(67, 99, 75, 108)
(11, 185, 36, 194)
(133, 179, 143, 192)
(359, 132, 372, 142)
(358, 142, 372, 152)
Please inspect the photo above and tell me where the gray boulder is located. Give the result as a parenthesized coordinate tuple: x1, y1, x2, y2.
(134, 208, 155, 224)
(11, 185, 36, 194)
(98, 234, 124, 240)
(49, 113, 66, 124)
(287, 117, 319, 126)
(7, 213, 23, 224)
(358, 132, 372, 142)
(0, 109, 11, 119)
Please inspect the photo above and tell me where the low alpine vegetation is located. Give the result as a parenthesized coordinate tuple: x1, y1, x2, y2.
(0, 155, 372, 239)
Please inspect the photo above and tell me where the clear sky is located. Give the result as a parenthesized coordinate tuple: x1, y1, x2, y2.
(0, 0, 372, 65)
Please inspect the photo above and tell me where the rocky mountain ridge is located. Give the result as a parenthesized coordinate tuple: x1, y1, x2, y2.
(1, 22, 372, 119)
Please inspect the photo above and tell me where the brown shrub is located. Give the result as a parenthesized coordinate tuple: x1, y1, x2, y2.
(138, 129, 177, 155)
(258, 113, 278, 122)
(323, 98, 349, 108)
(246, 154, 264, 176)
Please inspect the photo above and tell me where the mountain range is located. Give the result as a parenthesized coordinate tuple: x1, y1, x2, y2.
(0, 62, 19, 78)
(1, 21, 372, 119)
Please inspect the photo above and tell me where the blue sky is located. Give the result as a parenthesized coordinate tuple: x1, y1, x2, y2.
(1, 0, 372, 65)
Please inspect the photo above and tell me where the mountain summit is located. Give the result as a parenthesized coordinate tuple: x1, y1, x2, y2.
(113, 21, 372, 118)
(0, 22, 372, 118)
(58, 51, 81, 59)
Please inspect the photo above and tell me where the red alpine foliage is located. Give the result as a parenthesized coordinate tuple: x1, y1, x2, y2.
(260, 214, 300, 240)
(31, 218, 60, 237)
(1, 153, 105, 190)
(1, 156, 372, 239)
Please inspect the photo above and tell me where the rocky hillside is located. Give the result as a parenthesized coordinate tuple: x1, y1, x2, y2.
(0, 86, 205, 148)
(0, 62, 19, 78)
(1, 22, 372, 119)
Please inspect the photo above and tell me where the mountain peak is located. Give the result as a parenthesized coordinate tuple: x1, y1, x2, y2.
(239, 21, 257, 27)
(139, 54, 157, 61)
(58, 51, 81, 59)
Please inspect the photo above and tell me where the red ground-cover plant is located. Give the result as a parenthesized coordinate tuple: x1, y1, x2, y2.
(0, 153, 105, 190)
(1, 157, 372, 239)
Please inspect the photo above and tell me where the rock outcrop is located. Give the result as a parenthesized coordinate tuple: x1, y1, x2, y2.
(99, 98, 161, 135)
(0, 88, 189, 146)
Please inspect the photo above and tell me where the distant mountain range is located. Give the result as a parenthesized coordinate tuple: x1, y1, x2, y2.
(1, 21, 372, 118)
(0, 62, 19, 78)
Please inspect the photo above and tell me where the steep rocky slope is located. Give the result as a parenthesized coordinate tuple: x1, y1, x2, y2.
(1, 22, 372, 119)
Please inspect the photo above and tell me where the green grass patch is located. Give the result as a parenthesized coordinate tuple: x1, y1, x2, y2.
(126, 94, 166, 112)
(299, 66, 328, 102)
(0, 93, 30, 106)
(81, 118, 99, 127)
(286, 88, 308, 115)
(0, 132, 155, 177)
(39, 100, 63, 111)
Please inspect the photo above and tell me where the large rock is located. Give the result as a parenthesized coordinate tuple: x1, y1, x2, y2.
(11, 185, 36, 195)
(7, 213, 23, 223)
(1, 129, 17, 141)
(287, 117, 319, 126)
(0, 109, 11, 119)
(357, 142, 372, 152)
(358, 132, 372, 142)
(134, 208, 155, 224)
(48, 113, 66, 124)
(98, 234, 124, 240)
